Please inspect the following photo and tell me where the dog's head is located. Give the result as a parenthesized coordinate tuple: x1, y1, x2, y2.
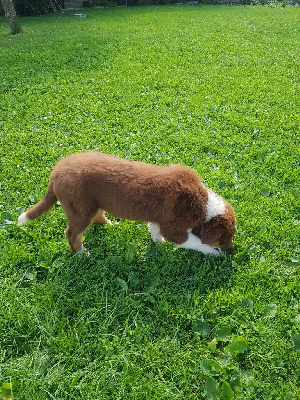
(192, 202, 236, 253)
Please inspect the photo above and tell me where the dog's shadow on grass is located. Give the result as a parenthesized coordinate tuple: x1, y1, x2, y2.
(68, 222, 236, 297)
(38, 223, 238, 341)
(143, 242, 235, 295)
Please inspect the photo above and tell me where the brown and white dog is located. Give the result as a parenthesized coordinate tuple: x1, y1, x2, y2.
(18, 152, 236, 256)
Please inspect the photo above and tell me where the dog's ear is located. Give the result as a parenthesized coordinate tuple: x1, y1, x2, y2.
(197, 214, 228, 245)
(199, 220, 222, 245)
(198, 214, 236, 252)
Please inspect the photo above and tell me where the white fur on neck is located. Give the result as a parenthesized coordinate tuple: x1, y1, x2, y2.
(18, 212, 29, 226)
(205, 189, 226, 222)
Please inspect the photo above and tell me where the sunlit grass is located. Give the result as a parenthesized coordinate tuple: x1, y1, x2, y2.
(0, 5, 299, 399)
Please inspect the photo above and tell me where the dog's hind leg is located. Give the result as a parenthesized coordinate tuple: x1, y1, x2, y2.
(93, 209, 110, 224)
(65, 225, 85, 253)
(61, 203, 96, 253)
(65, 217, 93, 253)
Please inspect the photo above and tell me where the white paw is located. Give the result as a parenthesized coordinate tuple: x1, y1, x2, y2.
(77, 244, 84, 253)
(109, 220, 119, 226)
(148, 223, 164, 243)
(76, 244, 90, 257)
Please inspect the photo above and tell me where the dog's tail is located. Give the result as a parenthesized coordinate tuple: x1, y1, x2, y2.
(18, 181, 57, 226)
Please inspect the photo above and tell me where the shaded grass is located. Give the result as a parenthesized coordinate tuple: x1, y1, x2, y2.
(0, 4, 300, 399)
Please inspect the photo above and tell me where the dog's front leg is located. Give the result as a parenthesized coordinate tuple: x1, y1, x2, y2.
(148, 223, 164, 243)
(179, 232, 221, 256)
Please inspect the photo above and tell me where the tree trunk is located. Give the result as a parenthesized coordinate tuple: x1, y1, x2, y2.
(1, 0, 22, 35)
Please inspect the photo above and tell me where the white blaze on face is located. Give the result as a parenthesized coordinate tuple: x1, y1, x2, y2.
(205, 189, 226, 222)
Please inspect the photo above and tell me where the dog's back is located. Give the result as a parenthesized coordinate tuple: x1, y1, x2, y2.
(51, 152, 205, 223)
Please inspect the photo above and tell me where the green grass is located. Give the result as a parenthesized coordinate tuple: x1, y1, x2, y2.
(0, 4, 299, 399)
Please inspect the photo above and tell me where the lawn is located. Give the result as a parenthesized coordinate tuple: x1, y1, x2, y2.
(0, 4, 299, 399)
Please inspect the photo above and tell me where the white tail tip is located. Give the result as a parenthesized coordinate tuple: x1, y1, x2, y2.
(18, 212, 29, 226)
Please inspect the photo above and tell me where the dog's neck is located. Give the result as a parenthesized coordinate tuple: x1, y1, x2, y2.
(205, 189, 226, 222)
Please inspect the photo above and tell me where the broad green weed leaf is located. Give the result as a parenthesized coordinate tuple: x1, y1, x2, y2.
(263, 303, 278, 317)
(200, 359, 222, 376)
(29, 195, 38, 204)
(1, 212, 14, 226)
(1, 380, 19, 397)
(128, 271, 139, 289)
(193, 320, 210, 336)
(241, 299, 254, 310)
(230, 368, 242, 391)
(1, 211, 13, 222)
(144, 274, 160, 293)
(258, 225, 267, 235)
(208, 339, 217, 353)
(125, 242, 136, 262)
(38, 251, 52, 267)
(116, 278, 128, 291)
(213, 326, 232, 341)
(260, 189, 270, 197)
(25, 268, 36, 281)
(1, 382, 12, 397)
(227, 336, 248, 355)
(111, 255, 121, 265)
(204, 376, 220, 399)
(221, 381, 234, 400)
(291, 189, 300, 199)
(291, 334, 300, 351)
